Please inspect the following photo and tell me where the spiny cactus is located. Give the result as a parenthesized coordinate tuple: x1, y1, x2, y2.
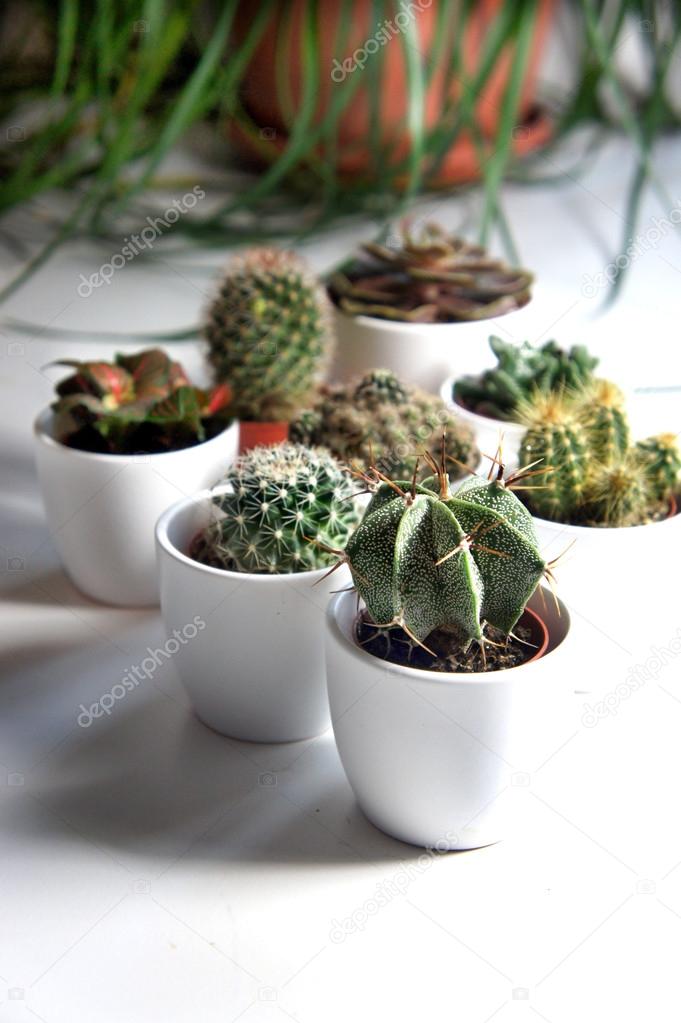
(192, 443, 360, 574)
(454, 336, 599, 420)
(517, 393, 590, 522)
(51, 348, 232, 455)
(635, 433, 681, 503)
(328, 223, 533, 323)
(289, 369, 479, 482)
(342, 457, 547, 647)
(577, 379, 629, 463)
(205, 248, 333, 422)
(518, 384, 680, 527)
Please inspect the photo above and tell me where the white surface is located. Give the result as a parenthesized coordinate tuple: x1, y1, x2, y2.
(2, 135, 681, 1021)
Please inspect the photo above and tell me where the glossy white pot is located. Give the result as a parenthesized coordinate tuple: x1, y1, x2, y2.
(331, 306, 531, 394)
(440, 374, 525, 468)
(326, 586, 574, 850)
(156, 490, 349, 742)
(34, 410, 238, 606)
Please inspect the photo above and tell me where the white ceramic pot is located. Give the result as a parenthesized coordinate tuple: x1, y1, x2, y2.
(439, 374, 525, 469)
(325, 586, 574, 850)
(156, 490, 350, 742)
(34, 410, 238, 606)
(331, 306, 530, 394)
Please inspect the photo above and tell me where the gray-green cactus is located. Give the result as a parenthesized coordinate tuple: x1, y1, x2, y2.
(193, 443, 360, 574)
(343, 459, 546, 646)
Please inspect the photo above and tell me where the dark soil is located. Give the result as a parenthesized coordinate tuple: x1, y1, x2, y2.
(355, 610, 541, 674)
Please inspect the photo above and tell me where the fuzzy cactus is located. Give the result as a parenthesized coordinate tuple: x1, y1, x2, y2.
(517, 393, 590, 522)
(289, 369, 479, 482)
(518, 384, 679, 527)
(454, 336, 599, 421)
(343, 459, 546, 646)
(577, 379, 629, 464)
(635, 434, 681, 502)
(328, 223, 533, 323)
(193, 443, 360, 574)
(205, 248, 333, 422)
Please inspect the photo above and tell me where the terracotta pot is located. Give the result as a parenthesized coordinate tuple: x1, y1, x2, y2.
(232, 0, 555, 185)
(238, 420, 289, 453)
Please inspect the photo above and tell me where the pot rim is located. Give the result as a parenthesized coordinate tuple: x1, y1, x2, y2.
(155, 487, 339, 585)
(34, 407, 237, 465)
(532, 499, 679, 536)
(331, 303, 528, 335)
(440, 375, 526, 434)
(327, 586, 562, 687)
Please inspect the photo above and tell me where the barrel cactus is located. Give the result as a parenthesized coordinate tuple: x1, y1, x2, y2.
(205, 248, 333, 422)
(454, 336, 599, 421)
(518, 383, 680, 527)
(193, 443, 360, 574)
(289, 369, 479, 482)
(343, 460, 546, 646)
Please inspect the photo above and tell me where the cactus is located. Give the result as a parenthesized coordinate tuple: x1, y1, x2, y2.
(289, 369, 479, 482)
(454, 336, 599, 420)
(205, 248, 333, 422)
(517, 393, 590, 522)
(328, 223, 533, 323)
(193, 443, 360, 574)
(51, 348, 232, 455)
(635, 433, 681, 503)
(576, 379, 629, 463)
(518, 385, 679, 527)
(343, 457, 546, 647)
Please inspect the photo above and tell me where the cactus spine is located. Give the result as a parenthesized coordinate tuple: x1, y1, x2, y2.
(194, 443, 359, 574)
(205, 249, 333, 422)
(635, 433, 681, 503)
(517, 393, 590, 522)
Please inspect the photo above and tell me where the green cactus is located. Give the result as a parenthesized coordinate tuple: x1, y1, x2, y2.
(576, 379, 629, 464)
(518, 385, 679, 527)
(517, 393, 590, 522)
(205, 248, 333, 422)
(193, 443, 360, 574)
(635, 433, 681, 503)
(343, 460, 546, 647)
(453, 336, 599, 420)
(289, 369, 479, 482)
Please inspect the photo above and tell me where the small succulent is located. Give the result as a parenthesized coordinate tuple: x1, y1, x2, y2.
(289, 369, 479, 481)
(192, 443, 360, 574)
(51, 348, 232, 455)
(341, 454, 547, 650)
(328, 223, 533, 323)
(454, 336, 599, 420)
(518, 384, 680, 527)
(205, 248, 333, 422)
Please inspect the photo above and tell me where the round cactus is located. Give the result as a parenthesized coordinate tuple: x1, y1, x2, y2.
(517, 393, 590, 522)
(581, 452, 651, 527)
(289, 369, 479, 482)
(205, 248, 333, 422)
(194, 443, 360, 574)
(344, 463, 546, 645)
(635, 433, 681, 503)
